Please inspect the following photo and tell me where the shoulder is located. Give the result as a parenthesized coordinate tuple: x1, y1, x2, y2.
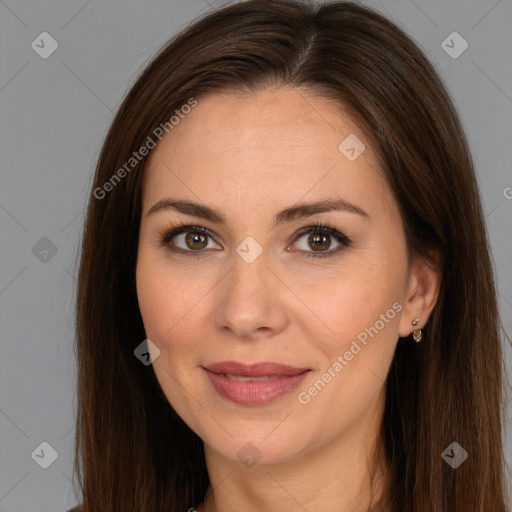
(66, 506, 82, 512)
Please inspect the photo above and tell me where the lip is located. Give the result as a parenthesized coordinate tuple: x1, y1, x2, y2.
(204, 361, 310, 377)
(202, 361, 311, 406)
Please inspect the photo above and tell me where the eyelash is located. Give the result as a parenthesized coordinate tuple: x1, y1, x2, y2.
(157, 220, 352, 260)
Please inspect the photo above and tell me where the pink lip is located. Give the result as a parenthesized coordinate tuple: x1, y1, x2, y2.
(202, 361, 311, 406)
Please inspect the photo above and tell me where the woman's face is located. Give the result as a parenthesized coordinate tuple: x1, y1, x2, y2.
(136, 86, 432, 466)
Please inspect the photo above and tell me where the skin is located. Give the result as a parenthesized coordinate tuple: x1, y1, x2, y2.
(136, 86, 441, 512)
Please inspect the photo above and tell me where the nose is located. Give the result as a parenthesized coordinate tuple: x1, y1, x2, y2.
(213, 249, 289, 340)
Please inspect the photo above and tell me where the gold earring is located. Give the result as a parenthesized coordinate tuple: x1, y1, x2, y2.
(411, 318, 422, 343)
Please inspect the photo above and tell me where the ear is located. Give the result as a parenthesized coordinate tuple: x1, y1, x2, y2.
(398, 250, 443, 337)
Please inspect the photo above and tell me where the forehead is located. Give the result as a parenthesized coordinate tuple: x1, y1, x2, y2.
(142, 86, 394, 220)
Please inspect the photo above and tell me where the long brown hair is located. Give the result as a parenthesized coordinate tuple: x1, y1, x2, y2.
(73, 1, 510, 510)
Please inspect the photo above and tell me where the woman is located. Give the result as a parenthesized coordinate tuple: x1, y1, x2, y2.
(70, 1, 510, 511)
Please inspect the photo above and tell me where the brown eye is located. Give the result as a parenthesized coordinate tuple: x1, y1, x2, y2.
(307, 233, 332, 252)
(291, 223, 352, 259)
(160, 224, 221, 256)
(184, 231, 208, 250)
(161, 223, 351, 260)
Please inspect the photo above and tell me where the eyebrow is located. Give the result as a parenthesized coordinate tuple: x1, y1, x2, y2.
(146, 197, 369, 226)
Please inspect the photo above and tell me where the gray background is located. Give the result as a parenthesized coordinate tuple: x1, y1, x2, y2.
(0, 0, 511, 510)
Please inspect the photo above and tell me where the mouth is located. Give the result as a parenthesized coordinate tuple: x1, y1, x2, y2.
(203, 360, 311, 378)
(202, 362, 312, 406)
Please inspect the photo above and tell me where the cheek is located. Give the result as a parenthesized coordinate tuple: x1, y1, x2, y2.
(135, 250, 220, 376)
(135, 255, 205, 407)
(136, 267, 171, 340)
(294, 274, 402, 432)
(291, 259, 402, 337)
(290, 256, 404, 388)
(136, 251, 195, 344)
